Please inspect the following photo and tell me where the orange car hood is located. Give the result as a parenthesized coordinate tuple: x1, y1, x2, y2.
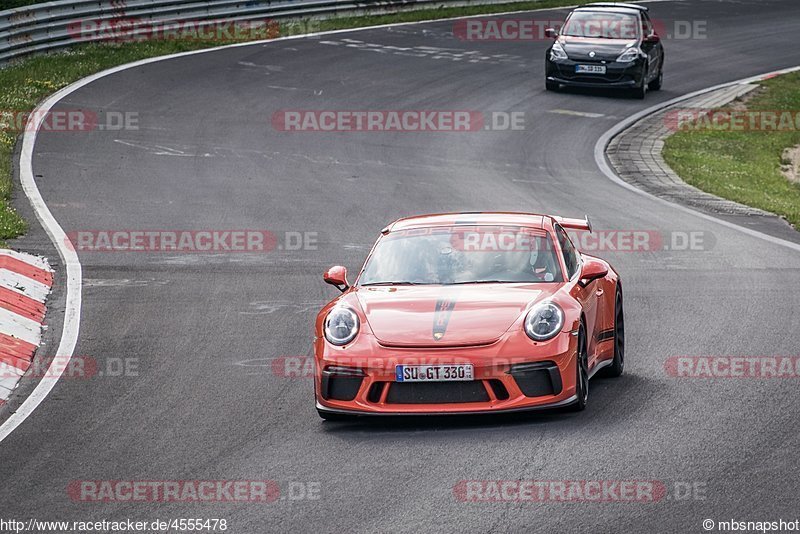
(355, 283, 558, 347)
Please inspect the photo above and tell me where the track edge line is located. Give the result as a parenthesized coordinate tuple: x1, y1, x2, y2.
(594, 65, 800, 254)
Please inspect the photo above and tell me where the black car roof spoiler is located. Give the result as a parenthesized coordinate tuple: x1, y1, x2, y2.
(580, 2, 649, 11)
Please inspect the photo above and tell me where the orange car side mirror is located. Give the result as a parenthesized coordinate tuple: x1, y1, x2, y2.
(579, 258, 608, 286)
(324, 266, 349, 292)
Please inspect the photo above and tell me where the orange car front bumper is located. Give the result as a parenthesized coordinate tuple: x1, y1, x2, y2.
(315, 331, 581, 415)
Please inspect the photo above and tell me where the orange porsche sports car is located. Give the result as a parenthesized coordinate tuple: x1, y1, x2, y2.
(314, 212, 624, 420)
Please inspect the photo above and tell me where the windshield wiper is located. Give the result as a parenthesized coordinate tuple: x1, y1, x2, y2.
(361, 281, 426, 286)
(565, 34, 616, 39)
(446, 280, 518, 285)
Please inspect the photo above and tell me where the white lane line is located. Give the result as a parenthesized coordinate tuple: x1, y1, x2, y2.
(548, 109, 606, 118)
(0, 0, 680, 441)
(0, 81, 84, 442)
(594, 65, 800, 256)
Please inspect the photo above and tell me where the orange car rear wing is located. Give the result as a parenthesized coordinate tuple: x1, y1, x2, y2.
(552, 215, 592, 233)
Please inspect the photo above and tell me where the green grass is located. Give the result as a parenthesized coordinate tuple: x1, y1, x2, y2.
(1, 0, 44, 9)
(663, 72, 800, 229)
(0, 0, 593, 245)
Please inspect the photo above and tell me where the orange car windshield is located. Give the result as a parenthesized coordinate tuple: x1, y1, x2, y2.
(359, 226, 564, 285)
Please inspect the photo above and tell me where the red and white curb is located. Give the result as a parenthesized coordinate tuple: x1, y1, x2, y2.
(0, 249, 53, 406)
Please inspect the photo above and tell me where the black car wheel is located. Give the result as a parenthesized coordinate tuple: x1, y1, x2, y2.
(600, 287, 625, 378)
(649, 68, 663, 91)
(633, 67, 648, 99)
(569, 322, 589, 411)
(546, 80, 559, 92)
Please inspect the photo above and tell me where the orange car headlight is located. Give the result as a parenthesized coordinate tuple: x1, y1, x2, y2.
(324, 307, 360, 346)
(524, 301, 564, 341)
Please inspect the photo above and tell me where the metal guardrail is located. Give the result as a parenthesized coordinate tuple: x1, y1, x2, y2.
(0, 0, 526, 64)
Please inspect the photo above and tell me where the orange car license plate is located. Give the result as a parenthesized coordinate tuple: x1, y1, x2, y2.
(395, 364, 474, 382)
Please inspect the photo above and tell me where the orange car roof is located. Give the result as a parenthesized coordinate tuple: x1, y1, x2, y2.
(383, 212, 547, 233)
(382, 212, 592, 234)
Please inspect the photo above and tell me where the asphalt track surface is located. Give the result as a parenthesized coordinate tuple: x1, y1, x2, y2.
(2, 0, 800, 532)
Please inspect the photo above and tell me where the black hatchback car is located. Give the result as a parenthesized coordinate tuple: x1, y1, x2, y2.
(544, 2, 664, 98)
